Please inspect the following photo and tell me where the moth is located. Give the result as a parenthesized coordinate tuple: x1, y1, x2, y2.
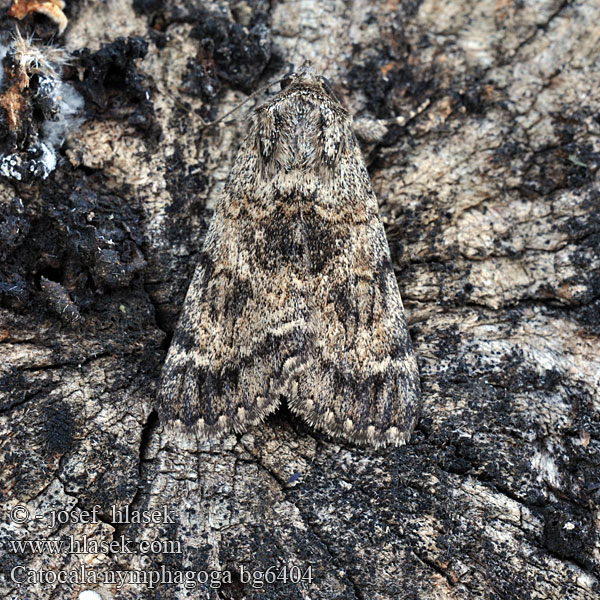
(159, 71, 420, 447)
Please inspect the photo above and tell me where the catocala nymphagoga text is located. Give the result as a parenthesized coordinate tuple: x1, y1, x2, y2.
(159, 71, 421, 447)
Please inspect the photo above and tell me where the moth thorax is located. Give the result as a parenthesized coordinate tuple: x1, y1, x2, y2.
(275, 101, 343, 173)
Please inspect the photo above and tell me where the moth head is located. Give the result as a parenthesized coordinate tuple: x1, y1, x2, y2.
(253, 68, 351, 175)
(278, 70, 341, 104)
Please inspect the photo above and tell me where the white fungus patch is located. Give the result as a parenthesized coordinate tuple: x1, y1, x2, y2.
(0, 35, 85, 181)
(40, 77, 86, 147)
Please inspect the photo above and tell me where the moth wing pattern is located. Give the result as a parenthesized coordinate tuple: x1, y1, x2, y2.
(283, 129, 420, 447)
(158, 167, 308, 440)
(159, 70, 420, 446)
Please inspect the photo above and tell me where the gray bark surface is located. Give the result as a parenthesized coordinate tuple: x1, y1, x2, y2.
(0, 1, 598, 599)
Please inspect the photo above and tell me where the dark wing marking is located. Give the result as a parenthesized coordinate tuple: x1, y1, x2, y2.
(158, 166, 308, 440)
(286, 149, 420, 447)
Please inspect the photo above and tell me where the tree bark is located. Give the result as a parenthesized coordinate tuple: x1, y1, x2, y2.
(0, 0, 598, 599)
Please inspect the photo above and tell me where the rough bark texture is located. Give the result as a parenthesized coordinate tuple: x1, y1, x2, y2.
(0, 1, 599, 599)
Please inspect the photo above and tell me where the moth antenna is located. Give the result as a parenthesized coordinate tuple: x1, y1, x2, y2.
(155, 75, 286, 131)
(199, 77, 285, 131)
(353, 98, 432, 144)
